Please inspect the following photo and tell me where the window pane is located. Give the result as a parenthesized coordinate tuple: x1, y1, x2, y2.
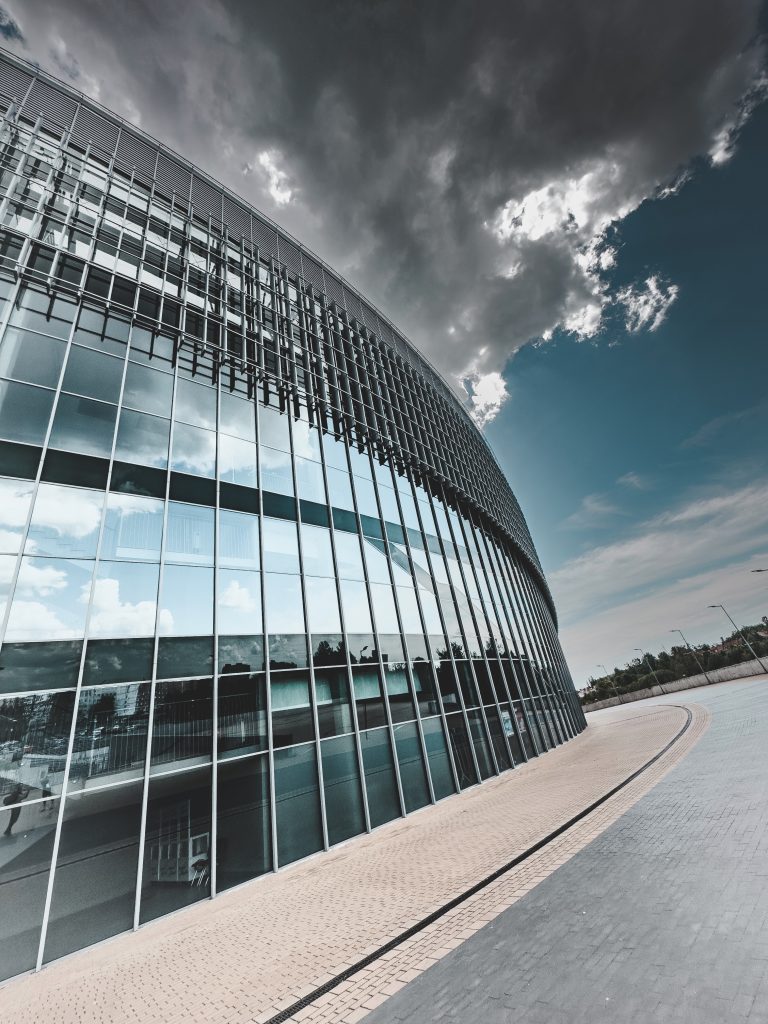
(151, 678, 213, 772)
(114, 408, 170, 469)
(139, 767, 211, 923)
(259, 445, 293, 497)
(264, 572, 306, 669)
(393, 720, 430, 813)
(294, 455, 325, 504)
(165, 502, 214, 565)
(101, 493, 164, 561)
(159, 564, 213, 636)
(333, 530, 364, 580)
(0, 379, 54, 445)
(360, 726, 400, 828)
(274, 744, 323, 866)
(89, 560, 159, 638)
(0, 327, 66, 388)
(219, 509, 259, 569)
(305, 576, 342, 634)
(6, 556, 94, 641)
(217, 755, 271, 891)
(446, 712, 478, 790)
(24, 483, 103, 560)
(300, 524, 334, 577)
(175, 377, 216, 430)
(61, 345, 123, 403)
(171, 423, 216, 478)
(467, 709, 495, 780)
(258, 402, 290, 452)
(217, 673, 267, 757)
(48, 393, 117, 458)
(0, 690, 75, 800)
(315, 666, 354, 738)
(325, 466, 354, 510)
(291, 418, 321, 461)
(218, 568, 262, 635)
(121, 362, 173, 416)
(0, 478, 34, 554)
(321, 734, 365, 847)
(43, 782, 143, 964)
(421, 716, 456, 801)
(271, 670, 314, 747)
(339, 579, 372, 634)
(262, 517, 299, 574)
(219, 434, 257, 488)
(219, 391, 255, 442)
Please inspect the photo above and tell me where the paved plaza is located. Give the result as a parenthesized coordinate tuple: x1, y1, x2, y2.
(0, 694, 698, 1023)
(364, 675, 768, 1024)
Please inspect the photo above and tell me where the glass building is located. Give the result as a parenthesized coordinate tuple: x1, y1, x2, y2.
(0, 50, 585, 980)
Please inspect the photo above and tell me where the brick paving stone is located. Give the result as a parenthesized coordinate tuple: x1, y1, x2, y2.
(361, 676, 768, 1024)
(0, 698, 694, 1023)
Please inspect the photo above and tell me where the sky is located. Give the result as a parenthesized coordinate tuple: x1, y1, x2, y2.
(1, 0, 766, 685)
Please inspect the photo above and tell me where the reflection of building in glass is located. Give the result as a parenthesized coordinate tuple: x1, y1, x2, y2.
(0, 50, 585, 980)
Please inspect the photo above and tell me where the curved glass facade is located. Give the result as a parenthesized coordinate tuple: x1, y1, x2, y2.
(0, 50, 585, 979)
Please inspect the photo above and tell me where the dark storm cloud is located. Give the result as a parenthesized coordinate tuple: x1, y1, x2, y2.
(3, 0, 765, 420)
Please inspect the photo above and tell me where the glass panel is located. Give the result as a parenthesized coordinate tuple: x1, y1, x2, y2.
(220, 390, 255, 442)
(333, 530, 364, 580)
(48, 394, 117, 458)
(393, 721, 430, 812)
(262, 518, 299, 574)
(89, 560, 159, 638)
(175, 378, 216, 430)
(258, 402, 290, 452)
(412, 661, 440, 717)
(0, 640, 82, 694)
(294, 455, 325, 504)
(325, 466, 354, 510)
(218, 635, 265, 675)
(259, 445, 293, 497)
(218, 568, 262, 635)
(360, 726, 400, 828)
(315, 666, 354, 738)
(151, 678, 213, 772)
(61, 345, 123, 403)
(0, 796, 57, 981)
(485, 707, 513, 771)
(0, 690, 75, 802)
(339, 579, 372, 635)
(6, 556, 94, 641)
(114, 408, 170, 469)
(139, 766, 211, 923)
(83, 637, 154, 687)
(219, 509, 259, 569)
(171, 422, 216, 478)
(43, 781, 143, 963)
(25, 483, 103, 559)
(271, 670, 314, 747)
(273, 743, 323, 866)
(305, 576, 342, 635)
(362, 537, 391, 584)
(217, 754, 271, 891)
(121, 361, 173, 416)
(219, 435, 257, 488)
(165, 502, 214, 565)
(384, 665, 416, 723)
(467, 710, 495, 780)
(321, 734, 365, 846)
(71, 684, 150, 788)
(102, 493, 164, 561)
(291, 418, 321, 462)
(159, 564, 213, 636)
(353, 665, 387, 730)
(217, 673, 267, 757)
(0, 379, 54, 445)
(420, 716, 456, 801)
(0, 328, 66, 388)
(0, 478, 34, 554)
(446, 712, 477, 790)
(300, 524, 334, 577)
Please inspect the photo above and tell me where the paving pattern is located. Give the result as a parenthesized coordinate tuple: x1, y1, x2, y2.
(363, 676, 768, 1024)
(0, 699, 698, 1024)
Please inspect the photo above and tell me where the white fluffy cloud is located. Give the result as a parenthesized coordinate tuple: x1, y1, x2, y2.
(615, 276, 679, 333)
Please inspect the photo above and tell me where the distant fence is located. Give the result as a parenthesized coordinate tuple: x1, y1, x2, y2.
(584, 658, 767, 713)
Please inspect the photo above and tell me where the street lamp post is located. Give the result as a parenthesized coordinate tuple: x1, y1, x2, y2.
(670, 629, 712, 685)
(707, 604, 768, 674)
(598, 663, 621, 703)
(634, 648, 663, 692)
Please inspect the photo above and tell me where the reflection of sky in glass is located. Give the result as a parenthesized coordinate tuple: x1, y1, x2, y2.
(219, 434, 257, 487)
(264, 572, 305, 634)
(25, 484, 104, 558)
(218, 568, 262, 635)
(102, 493, 163, 561)
(159, 564, 213, 636)
(165, 502, 214, 565)
(171, 422, 216, 478)
(300, 525, 334, 577)
(0, 478, 34, 554)
(89, 560, 160, 637)
(339, 579, 372, 634)
(262, 518, 299, 574)
(305, 576, 342, 633)
(6, 556, 94, 640)
(114, 408, 170, 469)
(219, 509, 260, 569)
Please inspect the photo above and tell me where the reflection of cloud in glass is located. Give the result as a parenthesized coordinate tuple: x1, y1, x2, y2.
(4, 599, 74, 638)
(16, 559, 68, 596)
(87, 576, 170, 637)
(291, 420, 320, 461)
(29, 484, 103, 541)
(259, 445, 291, 470)
(172, 423, 216, 476)
(0, 480, 33, 548)
(219, 579, 258, 613)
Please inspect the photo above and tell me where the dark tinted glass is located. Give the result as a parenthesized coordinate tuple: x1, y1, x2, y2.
(420, 716, 456, 801)
(315, 666, 354, 738)
(217, 754, 271, 891)
(360, 726, 401, 828)
(445, 712, 478, 790)
(271, 670, 314, 748)
(218, 673, 267, 757)
(0, 640, 82, 694)
(273, 744, 323, 866)
(321, 733, 365, 846)
(150, 678, 213, 772)
(393, 721, 430, 813)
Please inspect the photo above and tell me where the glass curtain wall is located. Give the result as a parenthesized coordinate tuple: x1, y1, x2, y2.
(0, 64, 585, 982)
